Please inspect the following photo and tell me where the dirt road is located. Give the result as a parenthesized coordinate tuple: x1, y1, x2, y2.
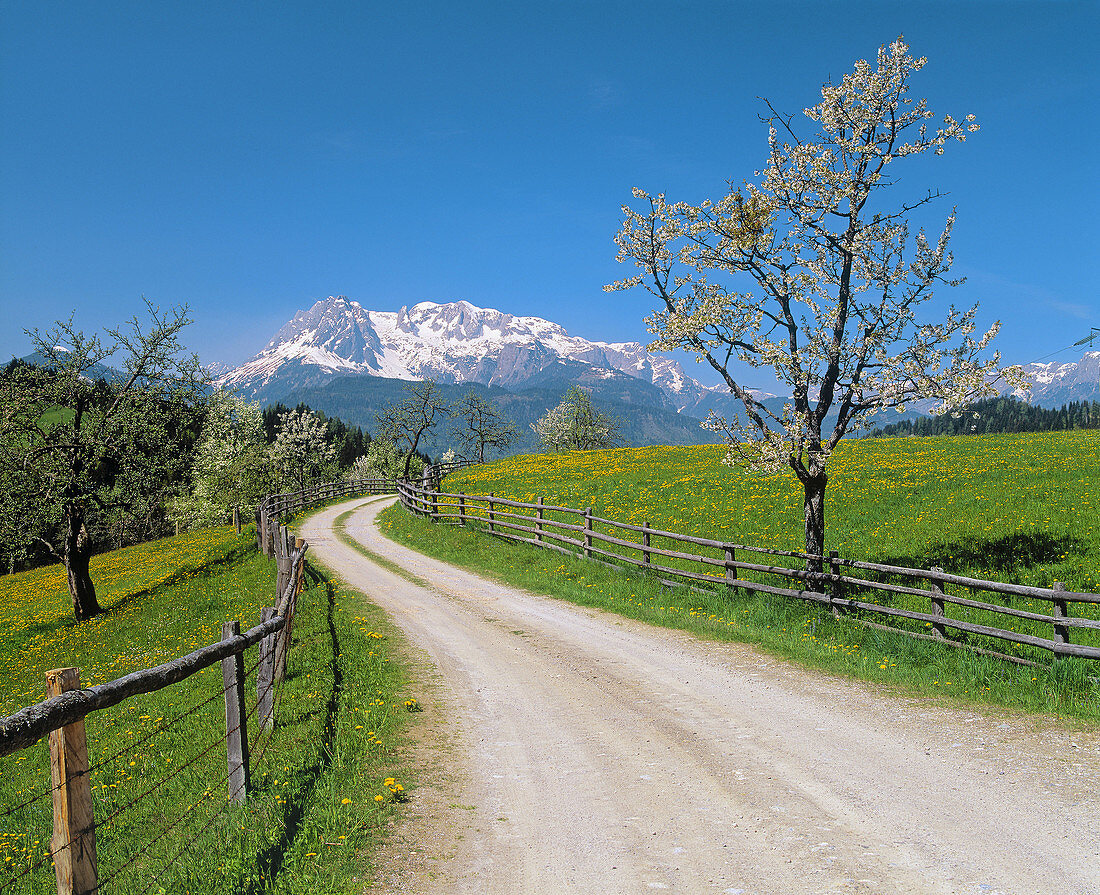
(300, 496, 1100, 895)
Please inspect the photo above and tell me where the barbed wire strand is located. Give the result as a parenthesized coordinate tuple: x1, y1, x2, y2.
(0, 769, 59, 822)
(88, 707, 245, 837)
(1, 626, 267, 821)
(87, 666, 231, 775)
(97, 756, 235, 890)
(97, 769, 233, 893)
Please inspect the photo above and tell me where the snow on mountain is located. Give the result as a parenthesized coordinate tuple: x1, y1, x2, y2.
(218, 295, 741, 408)
(1013, 351, 1100, 403)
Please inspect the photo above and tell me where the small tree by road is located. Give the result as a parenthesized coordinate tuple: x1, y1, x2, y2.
(172, 390, 273, 530)
(376, 380, 449, 479)
(532, 386, 623, 452)
(452, 392, 520, 463)
(0, 302, 206, 619)
(271, 407, 337, 492)
(606, 37, 1024, 569)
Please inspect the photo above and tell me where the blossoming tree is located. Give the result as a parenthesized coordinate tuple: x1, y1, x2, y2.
(606, 37, 1022, 570)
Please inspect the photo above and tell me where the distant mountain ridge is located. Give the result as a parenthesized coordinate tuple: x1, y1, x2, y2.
(217, 295, 768, 416)
(214, 295, 1100, 450)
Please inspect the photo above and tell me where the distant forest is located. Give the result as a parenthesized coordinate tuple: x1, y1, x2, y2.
(868, 396, 1100, 438)
(261, 402, 432, 467)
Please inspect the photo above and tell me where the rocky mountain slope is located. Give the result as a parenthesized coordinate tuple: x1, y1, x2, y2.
(217, 295, 757, 414)
(215, 295, 1100, 450)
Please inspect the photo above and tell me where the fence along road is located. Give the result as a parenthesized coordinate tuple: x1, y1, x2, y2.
(302, 495, 1100, 895)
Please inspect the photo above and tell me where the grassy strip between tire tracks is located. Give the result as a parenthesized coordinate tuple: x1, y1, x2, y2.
(377, 501, 1100, 725)
(0, 524, 417, 894)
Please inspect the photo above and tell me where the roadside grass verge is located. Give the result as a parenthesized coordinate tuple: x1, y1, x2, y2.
(0, 526, 410, 894)
(378, 490, 1100, 725)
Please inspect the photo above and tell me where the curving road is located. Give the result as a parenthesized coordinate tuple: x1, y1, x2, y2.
(300, 496, 1100, 895)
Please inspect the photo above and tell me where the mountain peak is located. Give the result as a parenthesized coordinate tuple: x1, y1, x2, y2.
(219, 294, 712, 405)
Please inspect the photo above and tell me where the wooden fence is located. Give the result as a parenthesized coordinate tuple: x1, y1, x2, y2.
(256, 477, 396, 558)
(0, 474, 393, 895)
(398, 479, 1100, 667)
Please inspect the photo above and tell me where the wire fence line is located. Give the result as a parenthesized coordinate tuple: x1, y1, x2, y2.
(397, 478, 1100, 669)
(0, 476, 385, 895)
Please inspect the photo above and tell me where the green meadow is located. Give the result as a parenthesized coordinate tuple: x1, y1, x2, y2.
(0, 528, 412, 894)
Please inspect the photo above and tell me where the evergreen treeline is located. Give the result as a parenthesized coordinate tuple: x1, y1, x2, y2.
(868, 396, 1100, 438)
(262, 401, 372, 468)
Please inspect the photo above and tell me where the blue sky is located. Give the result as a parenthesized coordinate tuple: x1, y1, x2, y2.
(1, 1, 1097, 392)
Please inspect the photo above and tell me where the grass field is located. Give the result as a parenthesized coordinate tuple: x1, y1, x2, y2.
(0, 527, 414, 894)
(379, 431, 1100, 721)
(444, 432, 1100, 591)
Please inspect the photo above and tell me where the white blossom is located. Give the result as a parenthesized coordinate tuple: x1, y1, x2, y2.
(607, 37, 1027, 560)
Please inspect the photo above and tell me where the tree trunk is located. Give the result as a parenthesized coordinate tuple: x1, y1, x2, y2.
(802, 472, 827, 575)
(64, 510, 101, 620)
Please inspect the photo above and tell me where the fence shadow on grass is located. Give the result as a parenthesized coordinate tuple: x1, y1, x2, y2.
(870, 531, 1085, 582)
(246, 571, 343, 895)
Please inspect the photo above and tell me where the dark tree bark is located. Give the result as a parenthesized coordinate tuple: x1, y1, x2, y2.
(793, 466, 827, 576)
(64, 509, 101, 620)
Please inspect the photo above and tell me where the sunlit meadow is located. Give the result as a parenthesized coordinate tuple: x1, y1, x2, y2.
(0, 527, 414, 893)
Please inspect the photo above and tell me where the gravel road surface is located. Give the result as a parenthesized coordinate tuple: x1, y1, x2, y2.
(299, 496, 1100, 895)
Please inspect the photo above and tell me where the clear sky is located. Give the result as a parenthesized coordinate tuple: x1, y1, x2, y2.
(1, 1, 1097, 392)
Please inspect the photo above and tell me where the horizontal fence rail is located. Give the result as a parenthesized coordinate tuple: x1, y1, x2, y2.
(0, 488, 324, 895)
(257, 477, 397, 558)
(398, 479, 1100, 667)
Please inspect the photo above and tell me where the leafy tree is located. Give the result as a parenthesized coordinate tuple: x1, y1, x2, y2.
(345, 438, 426, 481)
(451, 391, 521, 463)
(606, 37, 1023, 569)
(0, 302, 206, 618)
(532, 386, 623, 451)
(261, 401, 370, 468)
(376, 380, 449, 478)
(171, 390, 273, 530)
(271, 407, 337, 491)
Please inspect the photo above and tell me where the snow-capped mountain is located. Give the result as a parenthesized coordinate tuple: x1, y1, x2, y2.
(219, 295, 743, 410)
(1014, 352, 1100, 404)
(218, 294, 1099, 420)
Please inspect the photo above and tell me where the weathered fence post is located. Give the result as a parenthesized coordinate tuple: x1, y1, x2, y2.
(273, 534, 292, 683)
(1052, 581, 1070, 660)
(458, 493, 466, 526)
(255, 507, 263, 552)
(929, 567, 946, 639)
(642, 520, 651, 568)
(724, 544, 737, 594)
(274, 542, 306, 684)
(584, 508, 593, 558)
(431, 488, 439, 523)
(274, 528, 290, 607)
(233, 506, 241, 535)
(221, 622, 250, 802)
(45, 667, 98, 895)
(828, 550, 842, 617)
(295, 537, 306, 599)
(265, 509, 276, 557)
(488, 494, 495, 533)
(256, 608, 277, 731)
